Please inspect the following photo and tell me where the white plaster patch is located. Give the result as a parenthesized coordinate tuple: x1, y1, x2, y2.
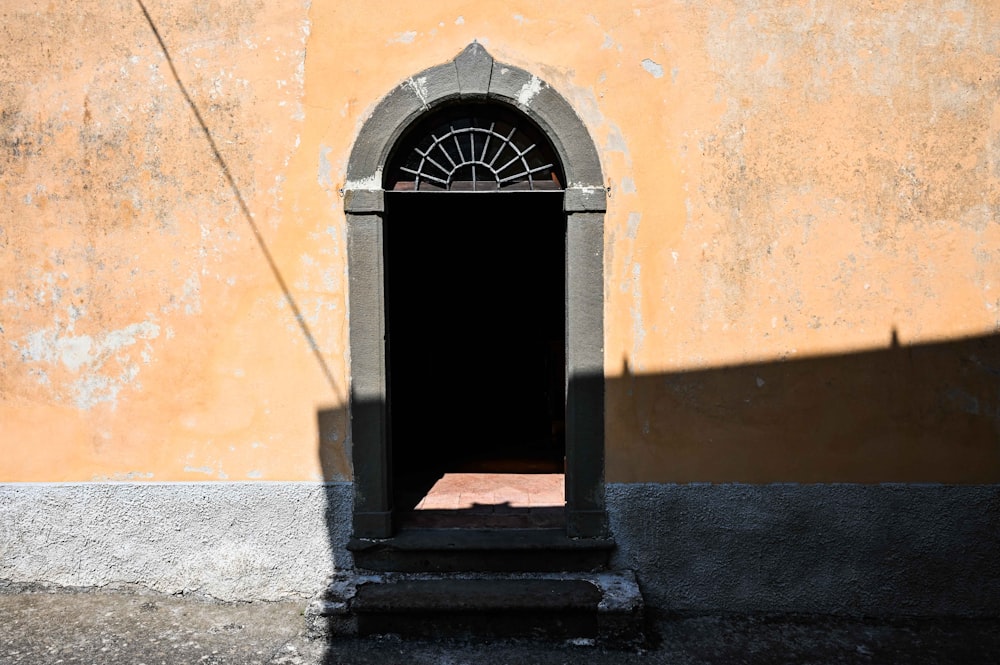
(321, 269, 340, 292)
(406, 76, 430, 107)
(182, 275, 202, 315)
(517, 75, 544, 107)
(344, 168, 382, 192)
(630, 262, 646, 367)
(605, 127, 628, 153)
(455, 16, 464, 25)
(92, 471, 154, 481)
(620, 177, 637, 194)
(13, 319, 160, 410)
(72, 366, 138, 410)
(318, 145, 333, 189)
(56, 335, 93, 373)
(626, 213, 642, 239)
(641, 59, 664, 79)
(388, 31, 417, 45)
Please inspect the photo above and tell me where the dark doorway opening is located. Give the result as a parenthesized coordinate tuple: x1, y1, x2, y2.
(384, 191, 566, 524)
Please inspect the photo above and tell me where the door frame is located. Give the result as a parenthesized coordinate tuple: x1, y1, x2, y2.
(344, 44, 607, 539)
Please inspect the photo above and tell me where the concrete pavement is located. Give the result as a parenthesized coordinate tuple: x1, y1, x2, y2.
(2, 586, 1000, 664)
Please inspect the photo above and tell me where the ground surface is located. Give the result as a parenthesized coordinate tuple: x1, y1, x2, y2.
(2, 587, 1000, 664)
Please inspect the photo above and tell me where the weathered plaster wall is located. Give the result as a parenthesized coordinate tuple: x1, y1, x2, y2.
(596, 0, 1000, 482)
(3, 0, 999, 614)
(3, 0, 999, 485)
(1, 1, 349, 481)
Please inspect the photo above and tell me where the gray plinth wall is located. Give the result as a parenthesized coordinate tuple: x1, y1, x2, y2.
(3, 481, 999, 616)
(0, 482, 354, 601)
(607, 483, 1000, 617)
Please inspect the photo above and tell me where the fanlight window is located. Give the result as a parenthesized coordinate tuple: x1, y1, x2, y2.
(387, 106, 564, 191)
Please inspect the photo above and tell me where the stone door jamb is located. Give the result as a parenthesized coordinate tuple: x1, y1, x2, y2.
(344, 43, 607, 539)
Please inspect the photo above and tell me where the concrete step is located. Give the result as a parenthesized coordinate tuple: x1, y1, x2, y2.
(348, 528, 615, 572)
(307, 570, 644, 644)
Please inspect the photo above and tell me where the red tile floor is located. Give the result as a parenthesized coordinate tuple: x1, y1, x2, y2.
(400, 473, 566, 529)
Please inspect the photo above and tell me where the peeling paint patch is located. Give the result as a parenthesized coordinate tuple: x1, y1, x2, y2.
(318, 144, 333, 189)
(74, 363, 142, 410)
(388, 31, 417, 45)
(184, 465, 214, 475)
(455, 16, 464, 25)
(626, 213, 641, 239)
(641, 58, 664, 79)
(406, 76, 427, 107)
(605, 127, 628, 153)
(181, 275, 201, 315)
(344, 168, 382, 192)
(91, 471, 154, 481)
(13, 319, 160, 410)
(16, 321, 159, 371)
(517, 75, 543, 107)
(630, 262, 646, 368)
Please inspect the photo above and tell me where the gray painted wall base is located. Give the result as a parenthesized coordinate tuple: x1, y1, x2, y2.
(1, 482, 353, 602)
(4, 482, 998, 616)
(607, 483, 1000, 617)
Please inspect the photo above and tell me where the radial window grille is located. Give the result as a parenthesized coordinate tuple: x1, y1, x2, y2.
(389, 111, 563, 191)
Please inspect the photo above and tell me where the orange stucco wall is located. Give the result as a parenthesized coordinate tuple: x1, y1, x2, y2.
(2, 0, 998, 483)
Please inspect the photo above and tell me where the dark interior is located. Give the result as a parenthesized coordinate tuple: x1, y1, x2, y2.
(384, 192, 566, 512)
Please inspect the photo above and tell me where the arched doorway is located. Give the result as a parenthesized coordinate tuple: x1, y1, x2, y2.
(384, 104, 567, 522)
(345, 44, 607, 539)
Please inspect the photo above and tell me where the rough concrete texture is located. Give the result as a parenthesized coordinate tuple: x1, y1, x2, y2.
(607, 483, 1000, 617)
(0, 483, 353, 601)
(6, 481, 999, 619)
(3, 588, 1000, 664)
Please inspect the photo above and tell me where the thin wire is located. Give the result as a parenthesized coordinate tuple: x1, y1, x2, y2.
(136, 0, 340, 394)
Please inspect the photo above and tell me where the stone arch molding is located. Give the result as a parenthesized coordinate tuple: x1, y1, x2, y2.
(343, 42, 607, 214)
(344, 43, 608, 539)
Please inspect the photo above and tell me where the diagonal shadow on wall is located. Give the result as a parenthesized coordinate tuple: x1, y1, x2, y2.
(136, 0, 339, 394)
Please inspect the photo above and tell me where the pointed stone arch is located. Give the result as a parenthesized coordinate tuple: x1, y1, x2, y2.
(345, 43, 607, 539)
